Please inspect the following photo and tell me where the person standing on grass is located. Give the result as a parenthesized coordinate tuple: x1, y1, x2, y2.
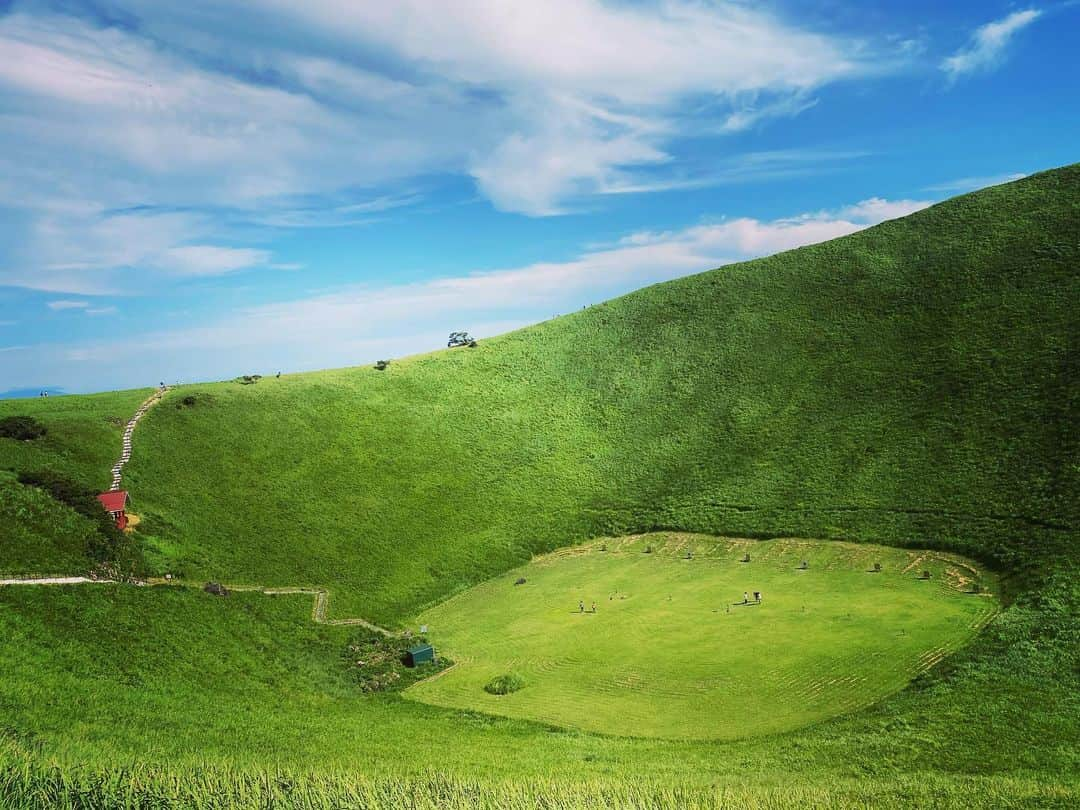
(743, 591, 749, 604)
(591, 601, 596, 613)
(754, 591, 761, 603)
(579, 600, 584, 613)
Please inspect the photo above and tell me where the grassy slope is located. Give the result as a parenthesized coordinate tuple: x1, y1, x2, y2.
(125, 166, 1077, 620)
(0, 167, 1077, 803)
(0, 389, 151, 575)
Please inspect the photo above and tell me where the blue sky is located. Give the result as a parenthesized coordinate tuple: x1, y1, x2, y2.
(0, 0, 1076, 395)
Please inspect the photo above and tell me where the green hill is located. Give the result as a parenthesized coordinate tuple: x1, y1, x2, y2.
(0, 166, 1077, 807)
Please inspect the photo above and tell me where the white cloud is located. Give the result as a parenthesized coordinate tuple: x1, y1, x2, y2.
(832, 198, 932, 223)
(0, 2, 886, 242)
(85, 307, 119, 316)
(46, 299, 89, 310)
(942, 9, 1043, 81)
(14, 194, 931, 391)
(923, 173, 1027, 193)
(5, 208, 272, 293)
(155, 246, 270, 277)
(0, 2, 917, 295)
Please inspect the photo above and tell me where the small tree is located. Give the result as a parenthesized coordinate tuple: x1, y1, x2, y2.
(375, 360, 391, 371)
(447, 331, 477, 348)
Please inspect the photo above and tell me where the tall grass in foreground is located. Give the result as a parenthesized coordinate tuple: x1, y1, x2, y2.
(0, 757, 1074, 810)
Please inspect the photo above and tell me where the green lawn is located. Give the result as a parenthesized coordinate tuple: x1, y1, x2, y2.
(409, 534, 997, 739)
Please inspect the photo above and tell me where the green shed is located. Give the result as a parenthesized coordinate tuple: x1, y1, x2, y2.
(406, 643, 435, 667)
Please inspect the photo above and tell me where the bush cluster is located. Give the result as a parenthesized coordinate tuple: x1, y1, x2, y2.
(0, 415, 46, 441)
(483, 672, 526, 695)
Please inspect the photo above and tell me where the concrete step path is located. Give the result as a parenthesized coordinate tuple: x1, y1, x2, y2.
(109, 387, 168, 492)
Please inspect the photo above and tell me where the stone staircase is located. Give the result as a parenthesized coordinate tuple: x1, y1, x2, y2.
(110, 387, 168, 491)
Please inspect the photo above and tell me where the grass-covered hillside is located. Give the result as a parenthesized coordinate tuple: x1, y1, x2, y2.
(123, 165, 1078, 620)
(0, 166, 1077, 807)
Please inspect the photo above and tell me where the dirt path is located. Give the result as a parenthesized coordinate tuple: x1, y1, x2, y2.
(0, 576, 115, 586)
(212, 583, 396, 636)
(0, 575, 397, 635)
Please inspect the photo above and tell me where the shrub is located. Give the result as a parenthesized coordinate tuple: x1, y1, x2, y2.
(484, 672, 525, 695)
(447, 331, 477, 348)
(375, 360, 391, 371)
(0, 415, 46, 441)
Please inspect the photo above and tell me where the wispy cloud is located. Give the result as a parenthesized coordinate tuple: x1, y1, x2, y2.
(13, 194, 931, 392)
(923, 172, 1028, 193)
(832, 198, 932, 222)
(0, 2, 906, 294)
(942, 9, 1043, 82)
(154, 246, 270, 278)
(46, 299, 89, 310)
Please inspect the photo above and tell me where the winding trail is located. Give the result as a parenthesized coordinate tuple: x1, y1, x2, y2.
(0, 575, 397, 636)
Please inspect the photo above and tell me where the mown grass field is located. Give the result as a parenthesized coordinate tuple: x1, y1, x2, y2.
(0, 167, 1077, 806)
(408, 534, 998, 739)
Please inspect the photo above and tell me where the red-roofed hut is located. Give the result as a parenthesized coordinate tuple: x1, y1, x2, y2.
(97, 490, 129, 530)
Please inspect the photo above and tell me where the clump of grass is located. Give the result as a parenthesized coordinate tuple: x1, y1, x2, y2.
(484, 672, 526, 695)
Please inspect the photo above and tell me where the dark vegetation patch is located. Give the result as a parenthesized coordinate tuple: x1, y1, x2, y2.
(344, 631, 450, 693)
(0, 416, 46, 441)
(16, 470, 143, 575)
(235, 375, 263, 385)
